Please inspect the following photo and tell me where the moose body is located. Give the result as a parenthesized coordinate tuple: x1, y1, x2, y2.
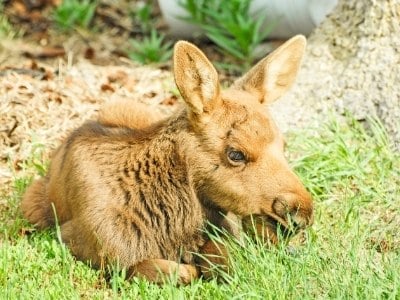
(21, 36, 313, 284)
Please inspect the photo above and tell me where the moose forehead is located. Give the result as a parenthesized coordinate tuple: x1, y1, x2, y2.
(216, 90, 278, 159)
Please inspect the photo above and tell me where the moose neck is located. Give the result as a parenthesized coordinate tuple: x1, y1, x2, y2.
(151, 109, 228, 227)
(125, 109, 202, 210)
(134, 108, 225, 224)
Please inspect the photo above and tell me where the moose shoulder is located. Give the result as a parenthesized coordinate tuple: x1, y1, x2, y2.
(21, 36, 313, 284)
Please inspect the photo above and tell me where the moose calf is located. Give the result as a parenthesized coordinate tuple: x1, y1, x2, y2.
(21, 36, 313, 284)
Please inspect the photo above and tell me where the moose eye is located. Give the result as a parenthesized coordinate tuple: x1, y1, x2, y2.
(227, 149, 246, 165)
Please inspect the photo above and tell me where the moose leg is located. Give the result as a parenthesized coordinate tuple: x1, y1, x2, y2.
(131, 259, 200, 285)
(197, 239, 229, 279)
(60, 219, 103, 267)
(20, 178, 55, 229)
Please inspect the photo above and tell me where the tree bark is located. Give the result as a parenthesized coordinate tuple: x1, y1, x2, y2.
(272, 0, 400, 149)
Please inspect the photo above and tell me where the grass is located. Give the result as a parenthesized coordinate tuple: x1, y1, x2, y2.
(53, 0, 97, 31)
(131, 1, 154, 35)
(0, 1, 20, 39)
(0, 116, 399, 299)
(128, 30, 173, 65)
(179, 0, 275, 70)
(128, 1, 173, 65)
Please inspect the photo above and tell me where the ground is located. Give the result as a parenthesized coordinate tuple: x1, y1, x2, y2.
(0, 1, 177, 192)
(0, 1, 399, 298)
(0, 56, 176, 192)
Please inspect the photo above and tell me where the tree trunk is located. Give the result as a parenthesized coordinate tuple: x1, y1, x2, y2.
(272, 0, 400, 149)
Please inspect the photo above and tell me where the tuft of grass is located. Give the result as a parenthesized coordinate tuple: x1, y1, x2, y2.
(0, 16, 17, 39)
(0, 1, 20, 38)
(128, 2, 173, 65)
(0, 116, 399, 298)
(131, 1, 153, 34)
(53, 0, 97, 31)
(128, 30, 173, 65)
(179, 0, 275, 70)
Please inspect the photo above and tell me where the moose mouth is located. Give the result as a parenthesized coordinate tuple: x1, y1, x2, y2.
(242, 213, 298, 244)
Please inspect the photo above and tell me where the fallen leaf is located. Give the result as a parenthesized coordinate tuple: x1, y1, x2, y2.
(161, 95, 178, 106)
(84, 47, 95, 59)
(23, 46, 65, 59)
(101, 83, 115, 93)
(107, 70, 128, 83)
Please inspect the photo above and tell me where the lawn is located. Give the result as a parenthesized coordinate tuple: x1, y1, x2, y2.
(0, 116, 398, 299)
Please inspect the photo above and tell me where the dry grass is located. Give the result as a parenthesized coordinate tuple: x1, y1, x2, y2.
(0, 55, 178, 194)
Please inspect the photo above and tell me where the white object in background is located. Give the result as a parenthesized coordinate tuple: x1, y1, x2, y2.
(158, 0, 338, 39)
(252, 0, 338, 38)
(158, 0, 204, 38)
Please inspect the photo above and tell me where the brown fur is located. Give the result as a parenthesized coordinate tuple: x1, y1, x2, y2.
(20, 36, 313, 284)
(98, 99, 166, 130)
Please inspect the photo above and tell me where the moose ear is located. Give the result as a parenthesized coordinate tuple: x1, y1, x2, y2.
(233, 35, 306, 104)
(174, 41, 220, 115)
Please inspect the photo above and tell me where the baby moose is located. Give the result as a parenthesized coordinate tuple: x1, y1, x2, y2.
(21, 36, 313, 284)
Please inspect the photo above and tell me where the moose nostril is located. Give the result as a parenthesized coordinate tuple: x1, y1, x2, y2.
(272, 193, 313, 228)
(272, 195, 291, 217)
(272, 196, 292, 223)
